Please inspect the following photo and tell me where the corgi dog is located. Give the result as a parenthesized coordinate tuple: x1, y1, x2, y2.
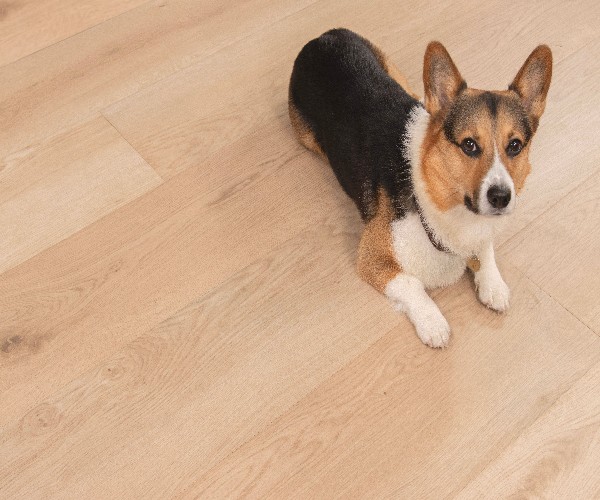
(289, 29, 552, 348)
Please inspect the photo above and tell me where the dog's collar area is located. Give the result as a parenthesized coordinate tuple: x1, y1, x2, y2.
(413, 196, 480, 272)
(414, 196, 451, 253)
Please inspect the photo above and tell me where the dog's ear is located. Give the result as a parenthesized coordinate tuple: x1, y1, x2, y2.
(423, 41, 466, 115)
(509, 45, 552, 130)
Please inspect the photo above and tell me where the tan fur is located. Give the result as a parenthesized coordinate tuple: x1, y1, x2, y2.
(421, 89, 537, 211)
(288, 98, 325, 157)
(510, 45, 553, 130)
(423, 41, 465, 115)
(370, 43, 420, 100)
(357, 189, 401, 293)
(420, 118, 474, 211)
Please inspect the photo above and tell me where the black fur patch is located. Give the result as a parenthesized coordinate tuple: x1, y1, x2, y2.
(443, 91, 533, 146)
(464, 194, 478, 214)
(481, 91, 499, 117)
(289, 29, 421, 221)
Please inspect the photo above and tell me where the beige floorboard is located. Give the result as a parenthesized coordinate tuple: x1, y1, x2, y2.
(499, 38, 600, 244)
(181, 269, 600, 499)
(103, 0, 445, 179)
(501, 169, 600, 334)
(456, 360, 600, 499)
(0, 125, 351, 428)
(0, 116, 162, 273)
(0, 225, 400, 499)
(1, 0, 599, 498)
(0, 0, 316, 160)
(3, 238, 598, 499)
(0, 0, 150, 68)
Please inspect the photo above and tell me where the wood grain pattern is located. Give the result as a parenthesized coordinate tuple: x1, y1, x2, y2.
(501, 168, 600, 333)
(1, 0, 599, 497)
(0, 116, 162, 273)
(0, 225, 402, 499)
(0, 0, 316, 160)
(498, 37, 600, 244)
(0, 125, 353, 429)
(456, 360, 600, 499)
(181, 268, 600, 499)
(0, 0, 150, 68)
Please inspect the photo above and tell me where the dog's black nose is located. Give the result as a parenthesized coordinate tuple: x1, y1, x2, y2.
(487, 186, 511, 209)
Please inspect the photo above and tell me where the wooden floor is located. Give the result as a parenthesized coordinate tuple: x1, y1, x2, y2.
(1, 1, 599, 498)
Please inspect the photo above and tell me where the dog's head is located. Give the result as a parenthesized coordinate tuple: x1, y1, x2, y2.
(419, 42, 552, 216)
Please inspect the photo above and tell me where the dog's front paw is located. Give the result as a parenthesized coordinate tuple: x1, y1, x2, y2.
(476, 272, 510, 312)
(413, 309, 451, 348)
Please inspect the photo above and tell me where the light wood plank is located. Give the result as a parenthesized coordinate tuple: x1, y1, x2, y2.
(1, 0, 599, 497)
(501, 169, 600, 333)
(0, 124, 353, 429)
(0, 0, 317, 160)
(385, 1, 598, 90)
(4, 236, 598, 499)
(0, 224, 401, 498)
(0, 0, 150, 68)
(457, 361, 600, 499)
(167, 268, 600, 498)
(0, 116, 162, 273)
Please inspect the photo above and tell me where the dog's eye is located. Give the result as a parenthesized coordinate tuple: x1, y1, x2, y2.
(460, 138, 479, 157)
(507, 139, 523, 157)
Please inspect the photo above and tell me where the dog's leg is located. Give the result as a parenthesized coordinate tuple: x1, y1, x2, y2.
(357, 190, 449, 348)
(356, 191, 402, 292)
(385, 274, 450, 348)
(474, 241, 510, 312)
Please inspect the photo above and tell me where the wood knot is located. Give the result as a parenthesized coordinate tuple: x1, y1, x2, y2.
(0, 2, 17, 22)
(1, 332, 47, 359)
(1, 334, 23, 353)
(100, 359, 127, 381)
(21, 403, 61, 436)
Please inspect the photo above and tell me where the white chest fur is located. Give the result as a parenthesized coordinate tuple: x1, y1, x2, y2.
(391, 213, 466, 289)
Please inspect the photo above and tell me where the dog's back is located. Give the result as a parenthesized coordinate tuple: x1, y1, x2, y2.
(289, 28, 421, 221)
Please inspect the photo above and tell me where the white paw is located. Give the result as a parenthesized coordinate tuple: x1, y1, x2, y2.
(413, 309, 451, 348)
(476, 272, 510, 312)
(386, 274, 450, 348)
